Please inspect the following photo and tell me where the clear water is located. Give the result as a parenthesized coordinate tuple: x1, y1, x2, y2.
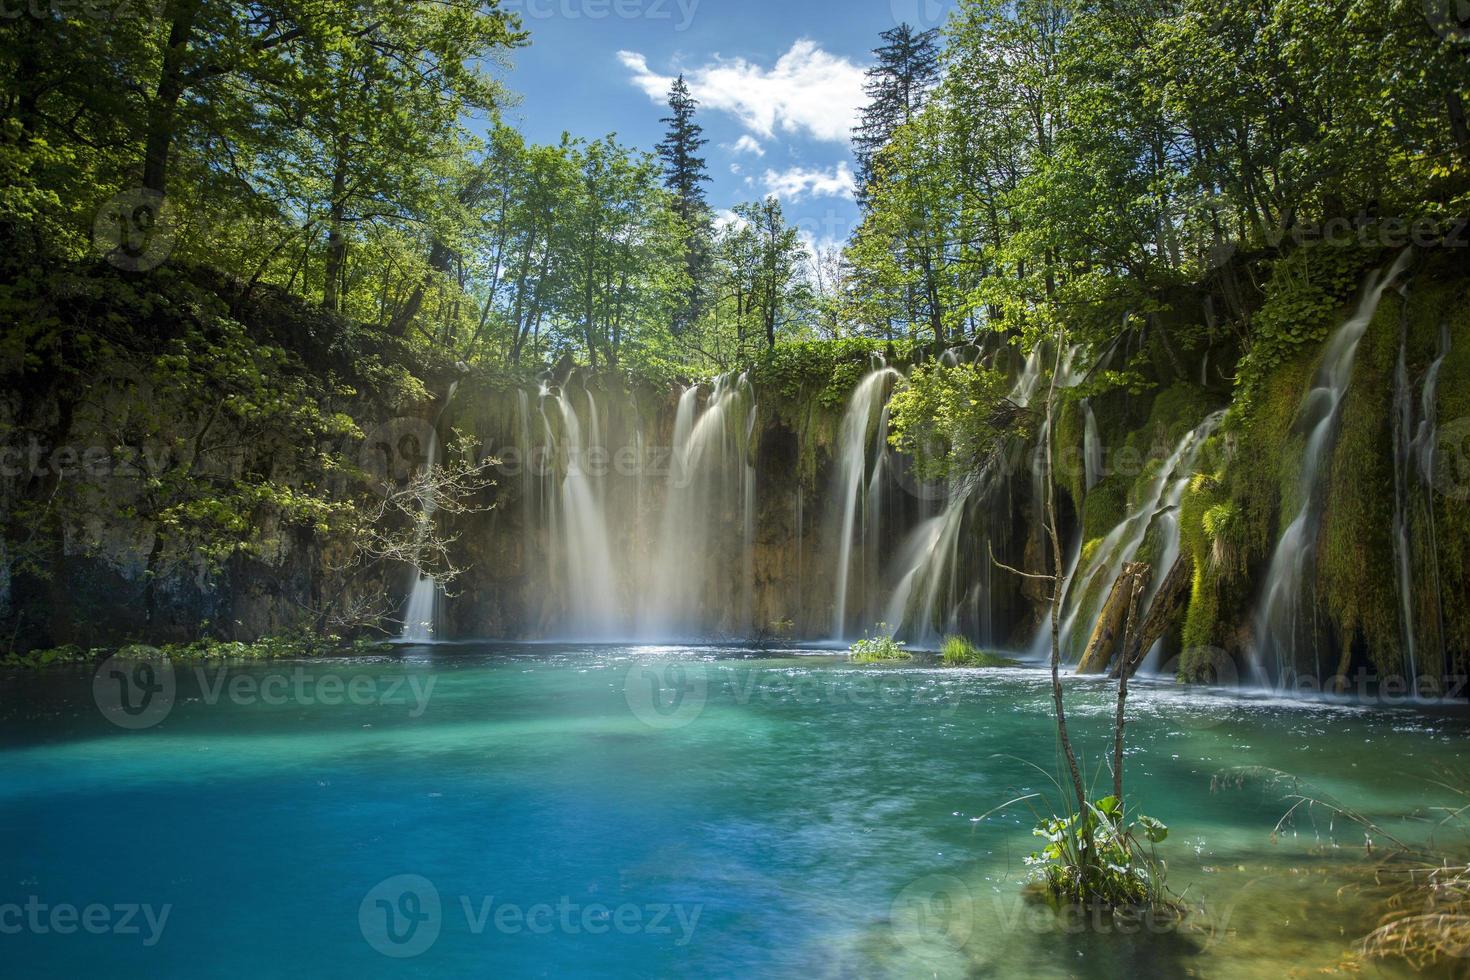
(2, 645, 1464, 978)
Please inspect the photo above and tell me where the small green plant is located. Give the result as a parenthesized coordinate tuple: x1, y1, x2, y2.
(848, 624, 911, 664)
(940, 635, 1019, 667)
(1026, 794, 1176, 911)
(0, 644, 95, 669)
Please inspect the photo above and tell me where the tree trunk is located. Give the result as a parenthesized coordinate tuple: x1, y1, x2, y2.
(1077, 562, 1152, 675)
(322, 143, 349, 312)
(142, 0, 204, 194)
(1114, 555, 1191, 680)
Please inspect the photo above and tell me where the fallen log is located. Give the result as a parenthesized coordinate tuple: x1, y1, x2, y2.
(1076, 562, 1151, 674)
(1113, 554, 1192, 680)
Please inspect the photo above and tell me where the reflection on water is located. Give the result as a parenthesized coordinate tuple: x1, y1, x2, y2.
(1, 645, 1462, 977)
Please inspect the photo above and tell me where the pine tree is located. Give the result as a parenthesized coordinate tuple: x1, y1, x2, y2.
(655, 75, 713, 334)
(852, 24, 941, 207)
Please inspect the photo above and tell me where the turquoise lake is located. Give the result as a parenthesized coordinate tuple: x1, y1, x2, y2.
(2, 645, 1466, 978)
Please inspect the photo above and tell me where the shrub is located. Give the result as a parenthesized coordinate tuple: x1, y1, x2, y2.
(848, 624, 911, 664)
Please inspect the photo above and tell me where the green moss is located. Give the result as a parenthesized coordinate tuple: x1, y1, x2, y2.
(1317, 288, 1402, 675)
(1416, 277, 1470, 674)
(1178, 473, 1225, 667)
(1225, 346, 1316, 563)
(1052, 393, 1087, 510)
(1080, 475, 1127, 547)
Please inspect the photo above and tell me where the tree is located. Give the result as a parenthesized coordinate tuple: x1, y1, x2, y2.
(852, 23, 941, 207)
(655, 75, 713, 334)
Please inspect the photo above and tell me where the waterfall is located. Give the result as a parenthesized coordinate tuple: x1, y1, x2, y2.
(1251, 252, 1413, 685)
(642, 372, 757, 639)
(400, 428, 443, 643)
(399, 380, 461, 643)
(1395, 318, 1452, 685)
(1047, 412, 1223, 662)
(1083, 399, 1103, 492)
(546, 387, 622, 638)
(830, 367, 899, 638)
(1392, 323, 1419, 685)
(882, 465, 998, 646)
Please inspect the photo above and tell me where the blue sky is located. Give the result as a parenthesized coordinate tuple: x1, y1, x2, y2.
(491, 0, 956, 251)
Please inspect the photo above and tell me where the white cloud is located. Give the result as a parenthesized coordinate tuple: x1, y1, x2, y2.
(730, 162, 742, 175)
(728, 135, 765, 157)
(761, 162, 857, 202)
(714, 209, 748, 232)
(618, 41, 866, 143)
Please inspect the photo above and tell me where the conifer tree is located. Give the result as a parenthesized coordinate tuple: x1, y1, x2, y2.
(655, 75, 713, 333)
(851, 24, 941, 207)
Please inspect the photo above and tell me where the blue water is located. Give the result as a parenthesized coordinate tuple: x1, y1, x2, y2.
(2, 645, 1463, 977)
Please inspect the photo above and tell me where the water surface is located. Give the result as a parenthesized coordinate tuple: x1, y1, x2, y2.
(2, 645, 1463, 977)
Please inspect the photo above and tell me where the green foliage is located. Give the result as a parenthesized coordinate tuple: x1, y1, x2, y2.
(848, 624, 911, 664)
(1235, 245, 1378, 410)
(940, 635, 1018, 668)
(747, 338, 901, 408)
(156, 633, 391, 662)
(1, 644, 93, 669)
(1028, 795, 1175, 911)
(887, 361, 1021, 482)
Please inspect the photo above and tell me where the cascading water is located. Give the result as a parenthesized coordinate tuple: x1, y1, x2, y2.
(400, 380, 462, 643)
(1082, 399, 1103, 492)
(1251, 252, 1413, 685)
(545, 386, 623, 638)
(642, 373, 757, 639)
(830, 366, 899, 638)
(400, 427, 443, 643)
(1043, 412, 1224, 663)
(1394, 317, 1452, 684)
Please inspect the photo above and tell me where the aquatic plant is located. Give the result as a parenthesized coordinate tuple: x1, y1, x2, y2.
(939, 635, 1017, 668)
(1026, 794, 1176, 913)
(848, 624, 911, 664)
